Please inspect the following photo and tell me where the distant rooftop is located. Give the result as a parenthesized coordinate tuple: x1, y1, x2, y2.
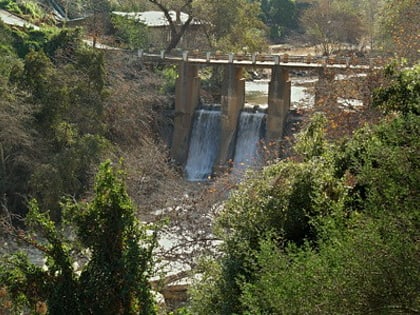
(112, 10, 201, 27)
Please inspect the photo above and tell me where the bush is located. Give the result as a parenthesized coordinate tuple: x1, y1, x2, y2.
(1, 161, 158, 314)
(111, 15, 150, 50)
(190, 66, 420, 314)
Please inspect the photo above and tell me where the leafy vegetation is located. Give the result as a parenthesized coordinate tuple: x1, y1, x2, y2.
(189, 65, 420, 314)
(0, 12, 186, 311)
(0, 0, 45, 20)
(111, 14, 150, 49)
(1, 161, 157, 314)
(258, 0, 298, 40)
(379, 0, 419, 63)
(1, 1, 419, 314)
(0, 24, 110, 219)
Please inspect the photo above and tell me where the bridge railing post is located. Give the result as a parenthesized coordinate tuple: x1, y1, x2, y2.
(160, 50, 165, 59)
(252, 53, 257, 64)
(206, 51, 211, 62)
(137, 49, 143, 58)
(182, 51, 189, 61)
(228, 53, 234, 63)
(346, 57, 350, 68)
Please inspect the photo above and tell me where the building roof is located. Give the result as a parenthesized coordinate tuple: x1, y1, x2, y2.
(112, 10, 201, 27)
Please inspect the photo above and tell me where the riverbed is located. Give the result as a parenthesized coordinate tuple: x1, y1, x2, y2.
(245, 77, 316, 109)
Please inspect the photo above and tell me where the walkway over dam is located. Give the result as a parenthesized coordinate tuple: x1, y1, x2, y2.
(137, 50, 385, 166)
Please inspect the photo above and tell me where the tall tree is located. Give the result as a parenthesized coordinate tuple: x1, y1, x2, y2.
(85, 0, 112, 47)
(144, 0, 266, 52)
(195, 0, 267, 52)
(258, 0, 298, 40)
(300, 0, 364, 55)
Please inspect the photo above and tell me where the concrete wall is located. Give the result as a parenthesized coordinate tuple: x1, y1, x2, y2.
(267, 66, 291, 142)
(218, 65, 245, 165)
(171, 63, 200, 164)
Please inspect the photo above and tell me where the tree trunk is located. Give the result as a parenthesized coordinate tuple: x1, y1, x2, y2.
(165, 16, 194, 53)
(148, 0, 194, 53)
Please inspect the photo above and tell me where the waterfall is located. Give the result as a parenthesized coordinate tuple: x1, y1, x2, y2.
(233, 111, 266, 172)
(185, 109, 221, 181)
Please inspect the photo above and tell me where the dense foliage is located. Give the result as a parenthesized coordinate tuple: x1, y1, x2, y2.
(1, 2, 419, 314)
(0, 161, 157, 314)
(190, 65, 420, 314)
(111, 14, 150, 50)
(0, 0, 46, 22)
(0, 21, 109, 218)
(258, 0, 298, 40)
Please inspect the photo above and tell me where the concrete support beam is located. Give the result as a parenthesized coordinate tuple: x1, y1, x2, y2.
(171, 63, 200, 164)
(267, 66, 290, 142)
(218, 65, 245, 165)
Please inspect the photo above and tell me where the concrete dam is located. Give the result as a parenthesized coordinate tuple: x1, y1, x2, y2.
(136, 50, 382, 180)
(184, 106, 266, 181)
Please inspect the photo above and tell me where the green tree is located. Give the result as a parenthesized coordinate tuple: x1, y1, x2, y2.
(139, 0, 267, 52)
(258, 0, 298, 40)
(3, 26, 110, 218)
(111, 14, 150, 49)
(1, 160, 158, 314)
(0, 21, 34, 214)
(195, 0, 267, 52)
(373, 63, 420, 115)
(15, 47, 109, 219)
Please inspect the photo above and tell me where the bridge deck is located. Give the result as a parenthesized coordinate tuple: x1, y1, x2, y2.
(138, 50, 388, 71)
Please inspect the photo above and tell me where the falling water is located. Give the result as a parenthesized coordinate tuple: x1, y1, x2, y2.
(233, 111, 266, 172)
(185, 109, 221, 181)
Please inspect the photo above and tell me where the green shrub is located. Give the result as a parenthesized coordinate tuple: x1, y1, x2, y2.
(190, 66, 420, 314)
(1, 161, 158, 314)
(111, 14, 150, 50)
(160, 65, 178, 94)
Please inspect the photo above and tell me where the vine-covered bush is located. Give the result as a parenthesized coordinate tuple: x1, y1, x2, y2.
(1, 161, 157, 314)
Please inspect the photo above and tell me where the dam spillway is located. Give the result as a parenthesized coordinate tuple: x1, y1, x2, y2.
(185, 109, 221, 181)
(233, 111, 266, 171)
(185, 108, 266, 181)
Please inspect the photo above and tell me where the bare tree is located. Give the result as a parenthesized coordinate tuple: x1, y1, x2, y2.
(300, 0, 364, 55)
(148, 0, 194, 53)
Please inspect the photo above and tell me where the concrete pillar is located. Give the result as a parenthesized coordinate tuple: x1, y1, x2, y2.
(266, 66, 290, 142)
(171, 62, 200, 164)
(315, 68, 335, 106)
(218, 65, 245, 165)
